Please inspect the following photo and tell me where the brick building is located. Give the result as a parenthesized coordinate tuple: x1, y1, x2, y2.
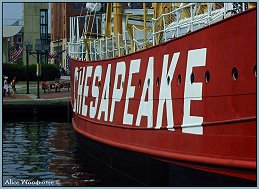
(50, 3, 90, 69)
(50, 3, 153, 69)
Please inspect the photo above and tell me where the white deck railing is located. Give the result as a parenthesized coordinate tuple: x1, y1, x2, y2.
(68, 3, 249, 61)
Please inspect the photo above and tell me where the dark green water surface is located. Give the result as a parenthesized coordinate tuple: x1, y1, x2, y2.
(2, 121, 140, 187)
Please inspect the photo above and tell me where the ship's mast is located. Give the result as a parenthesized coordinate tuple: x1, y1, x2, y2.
(143, 3, 147, 49)
(105, 3, 112, 38)
(113, 3, 123, 53)
(113, 3, 123, 35)
(248, 3, 256, 8)
(152, 3, 165, 45)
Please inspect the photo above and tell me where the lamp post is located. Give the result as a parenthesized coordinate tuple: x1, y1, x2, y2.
(35, 39, 42, 99)
(58, 36, 61, 67)
(25, 43, 32, 94)
(36, 51, 40, 99)
(34, 39, 49, 99)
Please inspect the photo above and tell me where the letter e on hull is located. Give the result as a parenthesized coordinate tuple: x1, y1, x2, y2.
(182, 48, 207, 135)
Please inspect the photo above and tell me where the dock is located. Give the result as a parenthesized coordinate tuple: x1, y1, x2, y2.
(3, 87, 71, 120)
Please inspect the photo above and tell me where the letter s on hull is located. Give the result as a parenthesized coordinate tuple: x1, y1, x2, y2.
(90, 65, 102, 118)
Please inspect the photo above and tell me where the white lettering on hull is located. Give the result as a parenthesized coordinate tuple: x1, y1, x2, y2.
(97, 64, 111, 121)
(77, 67, 85, 114)
(181, 48, 207, 135)
(90, 65, 102, 118)
(73, 67, 79, 113)
(155, 53, 180, 130)
(123, 59, 140, 125)
(136, 57, 154, 128)
(110, 61, 126, 122)
(73, 48, 206, 135)
(82, 66, 93, 116)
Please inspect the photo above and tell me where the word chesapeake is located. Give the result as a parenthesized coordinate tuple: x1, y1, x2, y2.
(73, 48, 207, 135)
(4, 178, 59, 186)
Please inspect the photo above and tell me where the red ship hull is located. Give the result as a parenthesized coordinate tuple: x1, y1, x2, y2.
(70, 8, 256, 181)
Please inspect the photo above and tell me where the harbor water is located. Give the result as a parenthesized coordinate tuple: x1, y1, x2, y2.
(2, 120, 143, 187)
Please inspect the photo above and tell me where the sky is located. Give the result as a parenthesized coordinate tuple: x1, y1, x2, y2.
(3, 2, 51, 31)
(3, 3, 23, 20)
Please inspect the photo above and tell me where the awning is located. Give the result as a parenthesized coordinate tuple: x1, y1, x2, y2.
(3, 25, 23, 38)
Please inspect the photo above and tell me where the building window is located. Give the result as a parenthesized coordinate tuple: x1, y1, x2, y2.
(40, 9, 48, 44)
(74, 3, 81, 9)
(40, 9, 49, 64)
(17, 36, 22, 43)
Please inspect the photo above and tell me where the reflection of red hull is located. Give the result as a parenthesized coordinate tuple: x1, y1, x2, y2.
(70, 8, 256, 181)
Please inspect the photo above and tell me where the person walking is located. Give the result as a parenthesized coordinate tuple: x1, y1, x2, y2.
(10, 77, 16, 98)
(3, 76, 10, 97)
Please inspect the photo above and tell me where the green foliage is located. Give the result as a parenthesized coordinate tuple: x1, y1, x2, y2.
(28, 64, 36, 81)
(2, 63, 25, 81)
(41, 64, 61, 81)
(3, 63, 61, 81)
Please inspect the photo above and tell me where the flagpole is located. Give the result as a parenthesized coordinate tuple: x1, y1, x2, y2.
(26, 49, 29, 94)
(36, 51, 40, 99)
(25, 43, 32, 94)
(35, 39, 42, 99)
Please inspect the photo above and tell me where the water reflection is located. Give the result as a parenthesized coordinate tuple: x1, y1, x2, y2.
(3, 121, 106, 187)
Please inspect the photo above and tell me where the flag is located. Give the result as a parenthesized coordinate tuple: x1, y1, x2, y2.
(48, 52, 57, 59)
(12, 46, 23, 62)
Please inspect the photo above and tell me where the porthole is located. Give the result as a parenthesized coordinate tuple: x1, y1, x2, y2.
(138, 80, 141, 88)
(254, 65, 257, 77)
(147, 79, 150, 87)
(156, 77, 160, 87)
(167, 76, 170, 85)
(177, 74, 181, 86)
(232, 67, 238, 81)
(190, 73, 194, 84)
(205, 71, 210, 83)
